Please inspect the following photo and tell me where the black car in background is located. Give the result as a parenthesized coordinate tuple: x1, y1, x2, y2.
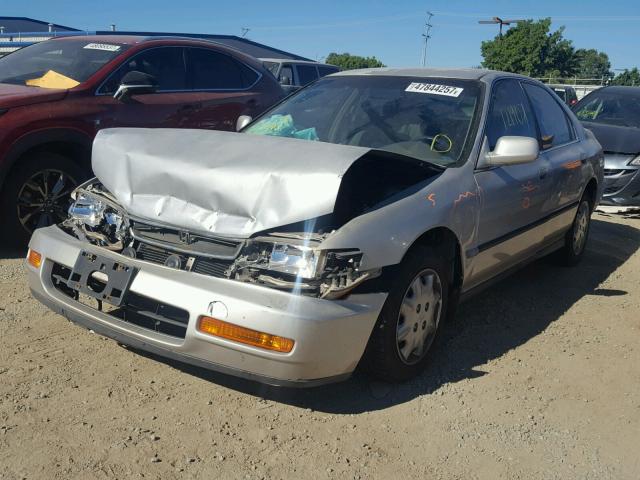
(573, 86, 640, 207)
(552, 85, 578, 106)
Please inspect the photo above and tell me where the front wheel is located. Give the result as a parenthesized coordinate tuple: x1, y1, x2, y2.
(0, 152, 83, 246)
(363, 246, 450, 382)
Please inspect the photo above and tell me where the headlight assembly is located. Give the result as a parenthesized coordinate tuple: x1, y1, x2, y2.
(68, 192, 106, 227)
(629, 155, 640, 166)
(267, 243, 325, 279)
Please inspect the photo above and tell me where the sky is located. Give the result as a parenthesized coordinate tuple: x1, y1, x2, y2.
(6, 0, 640, 73)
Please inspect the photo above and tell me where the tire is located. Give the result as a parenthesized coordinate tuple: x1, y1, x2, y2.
(556, 195, 592, 267)
(363, 245, 450, 382)
(0, 151, 85, 247)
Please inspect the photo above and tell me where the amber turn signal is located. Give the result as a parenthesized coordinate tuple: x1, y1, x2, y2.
(27, 249, 42, 269)
(197, 316, 294, 353)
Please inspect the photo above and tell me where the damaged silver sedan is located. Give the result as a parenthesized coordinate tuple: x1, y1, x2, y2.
(26, 69, 603, 386)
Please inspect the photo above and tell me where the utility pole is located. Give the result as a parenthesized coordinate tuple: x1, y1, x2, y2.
(478, 17, 524, 38)
(241, 27, 250, 38)
(420, 11, 434, 67)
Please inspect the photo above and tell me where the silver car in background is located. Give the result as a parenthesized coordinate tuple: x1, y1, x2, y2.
(26, 68, 603, 386)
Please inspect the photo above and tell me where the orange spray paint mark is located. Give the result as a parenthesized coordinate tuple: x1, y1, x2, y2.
(563, 160, 582, 170)
(453, 191, 476, 205)
(522, 196, 531, 209)
(426, 193, 436, 206)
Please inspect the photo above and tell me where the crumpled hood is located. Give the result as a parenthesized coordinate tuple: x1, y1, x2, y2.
(92, 128, 371, 238)
(0, 83, 67, 109)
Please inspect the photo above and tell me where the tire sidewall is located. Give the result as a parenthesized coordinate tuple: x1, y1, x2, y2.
(366, 246, 450, 382)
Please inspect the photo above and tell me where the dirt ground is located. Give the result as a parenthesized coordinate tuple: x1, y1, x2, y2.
(1, 211, 639, 480)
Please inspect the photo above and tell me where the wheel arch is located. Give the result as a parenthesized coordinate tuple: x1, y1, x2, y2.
(583, 177, 598, 210)
(0, 128, 93, 191)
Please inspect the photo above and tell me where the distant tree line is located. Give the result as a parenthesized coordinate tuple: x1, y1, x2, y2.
(480, 18, 638, 85)
(325, 52, 385, 70)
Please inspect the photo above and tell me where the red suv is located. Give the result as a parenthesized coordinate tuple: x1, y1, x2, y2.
(0, 35, 284, 245)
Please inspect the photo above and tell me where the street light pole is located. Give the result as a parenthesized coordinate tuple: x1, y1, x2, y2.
(421, 11, 434, 67)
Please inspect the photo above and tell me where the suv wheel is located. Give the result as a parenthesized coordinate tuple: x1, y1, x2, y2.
(363, 245, 450, 382)
(1, 152, 83, 246)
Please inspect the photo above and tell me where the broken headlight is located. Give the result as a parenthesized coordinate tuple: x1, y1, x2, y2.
(267, 243, 325, 279)
(63, 184, 129, 251)
(68, 192, 106, 227)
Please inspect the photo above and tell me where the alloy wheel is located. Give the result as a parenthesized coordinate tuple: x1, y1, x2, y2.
(16, 169, 78, 234)
(572, 201, 590, 255)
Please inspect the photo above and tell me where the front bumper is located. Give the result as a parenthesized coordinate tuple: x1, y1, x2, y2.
(27, 226, 387, 387)
(602, 154, 640, 206)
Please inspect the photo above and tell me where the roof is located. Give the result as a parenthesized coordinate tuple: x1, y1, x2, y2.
(49, 34, 148, 45)
(0, 16, 78, 33)
(332, 67, 531, 82)
(259, 58, 338, 68)
(598, 85, 640, 95)
(94, 31, 312, 61)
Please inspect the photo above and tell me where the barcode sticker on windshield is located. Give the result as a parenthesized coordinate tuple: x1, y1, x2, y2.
(405, 83, 464, 97)
(83, 43, 121, 52)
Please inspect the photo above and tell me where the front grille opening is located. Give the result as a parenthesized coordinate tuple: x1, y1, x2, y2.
(136, 243, 233, 278)
(51, 262, 190, 339)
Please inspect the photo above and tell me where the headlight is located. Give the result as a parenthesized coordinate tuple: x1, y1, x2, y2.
(267, 243, 325, 279)
(68, 192, 106, 227)
(629, 155, 640, 166)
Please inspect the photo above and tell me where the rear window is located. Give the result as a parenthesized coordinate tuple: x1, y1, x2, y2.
(189, 48, 258, 90)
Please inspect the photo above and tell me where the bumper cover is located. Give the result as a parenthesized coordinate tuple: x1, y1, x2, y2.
(27, 226, 387, 387)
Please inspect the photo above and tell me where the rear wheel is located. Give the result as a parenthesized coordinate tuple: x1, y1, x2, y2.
(557, 196, 592, 266)
(363, 245, 450, 382)
(1, 152, 84, 246)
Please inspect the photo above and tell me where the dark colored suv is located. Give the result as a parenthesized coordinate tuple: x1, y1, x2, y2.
(0, 35, 284, 244)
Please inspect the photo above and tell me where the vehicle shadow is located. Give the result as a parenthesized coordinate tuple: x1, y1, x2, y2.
(137, 216, 640, 414)
(0, 245, 26, 260)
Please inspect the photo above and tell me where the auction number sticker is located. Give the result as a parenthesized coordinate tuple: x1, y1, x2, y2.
(83, 43, 121, 52)
(405, 82, 464, 97)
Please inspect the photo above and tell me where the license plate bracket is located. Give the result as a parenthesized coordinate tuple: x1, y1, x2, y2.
(65, 251, 137, 307)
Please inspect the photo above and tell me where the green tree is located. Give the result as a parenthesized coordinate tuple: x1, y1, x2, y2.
(481, 18, 577, 78)
(575, 49, 612, 79)
(611, 68, 640, 86)
(325, 52, 385, 70)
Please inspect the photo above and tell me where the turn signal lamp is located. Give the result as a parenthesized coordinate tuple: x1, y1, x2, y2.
(27, 249, 42, 269)
(197, 316, 294, 353)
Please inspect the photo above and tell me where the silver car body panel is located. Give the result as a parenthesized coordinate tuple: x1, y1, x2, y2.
(92, 128, 371, 238)
(28, 69, 605, 385)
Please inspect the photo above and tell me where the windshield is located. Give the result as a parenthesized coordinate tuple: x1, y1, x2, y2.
(573, 90, 640, 128)
(0, 39, 129, 89)
(245, 76, 482, 166)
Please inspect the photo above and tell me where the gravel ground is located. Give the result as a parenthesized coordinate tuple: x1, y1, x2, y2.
(1, 211, 639, 480)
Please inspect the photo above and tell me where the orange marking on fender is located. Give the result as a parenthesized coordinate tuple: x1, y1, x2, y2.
(522, 196, 531, 209)
(453, 191, 476, 205)
(521, 181, 538, 193)
(427, 193, 436, 206)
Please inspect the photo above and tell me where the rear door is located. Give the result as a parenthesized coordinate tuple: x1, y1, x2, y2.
(183, 47, 264, 131)
(470, 79, 550, 288)
(521, 83, 583, 219)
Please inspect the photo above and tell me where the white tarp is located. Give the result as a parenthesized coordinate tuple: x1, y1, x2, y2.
(92, 128, 370, 238)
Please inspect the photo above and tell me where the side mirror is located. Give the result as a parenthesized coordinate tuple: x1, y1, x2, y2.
(485, 136, 539, 167)
(279, 75, 292, 86)
(236, 115, 252, 132)
(113, 70, 158, 101)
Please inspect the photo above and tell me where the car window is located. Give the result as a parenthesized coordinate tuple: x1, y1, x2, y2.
(279, 65, 293, 84)
(100, 47, 186, 94)
(188, 48, 258, 90)
(523, 83, 574, 148)
(262, 61, 279, 77)
(318, 66, 339, 77)
(553, 88, 567, 102)
(246, 76, 482, 166)
(485, 79, 537, 150)
(574, 91, 640, 128)
(296, 65, 318, 86)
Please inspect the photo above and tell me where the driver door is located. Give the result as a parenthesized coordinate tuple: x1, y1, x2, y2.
(93, 46, 199, 129)
(468, 79, 551, 289)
